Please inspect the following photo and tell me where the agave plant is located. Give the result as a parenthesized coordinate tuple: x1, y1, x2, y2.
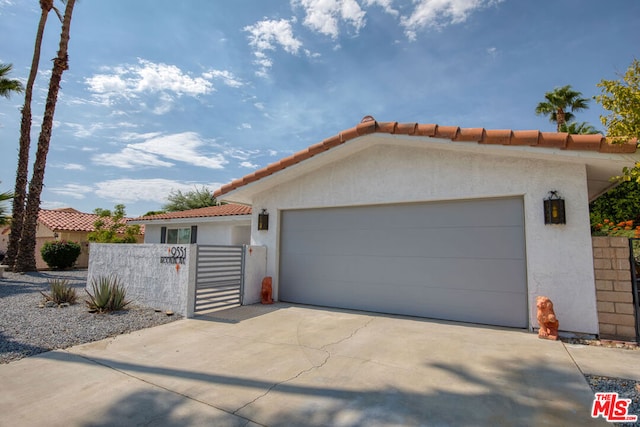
(85, 275, 131, 313)
(40, 279, 78, 305)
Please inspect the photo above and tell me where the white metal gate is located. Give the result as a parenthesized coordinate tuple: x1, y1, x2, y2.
(194, 245, 244, 314)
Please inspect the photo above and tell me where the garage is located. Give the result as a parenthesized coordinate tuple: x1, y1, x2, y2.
(279, 197, 528, 328)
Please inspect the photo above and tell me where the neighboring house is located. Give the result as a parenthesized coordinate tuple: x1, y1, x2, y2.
(3, 208, 144, 270)
(214, 116, 640, 336)
(129, 204, 252, 245)
(0, 226, 9, 257)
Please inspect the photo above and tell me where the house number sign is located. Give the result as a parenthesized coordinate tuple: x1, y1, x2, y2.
(160, 246, 187, 265)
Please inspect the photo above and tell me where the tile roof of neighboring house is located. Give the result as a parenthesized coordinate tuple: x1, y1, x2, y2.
(214, 116, 639, 198)
(38, 208, 141, 233)
(133, 204, 252, 221)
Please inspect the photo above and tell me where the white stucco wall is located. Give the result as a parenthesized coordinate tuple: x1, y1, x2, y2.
(88, 243, 196, 317)
(144, 221, 250, 245)
(247, 142, 599, 334)
(242, 245, 267, 305)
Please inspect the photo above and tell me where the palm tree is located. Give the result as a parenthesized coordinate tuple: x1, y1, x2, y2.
(559, 121, 600, 135)
(5, 0, 62, 270)
(15, 0, 77, 272)
(0, 63, 24, 98)
(535, 85, 590, 132)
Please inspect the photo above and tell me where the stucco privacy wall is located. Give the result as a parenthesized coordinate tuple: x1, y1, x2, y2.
(249, 140, 598, 334)
(88, 243, 196, 317)
(88, 244, 267, 317)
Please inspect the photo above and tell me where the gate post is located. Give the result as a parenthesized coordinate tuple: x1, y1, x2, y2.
(186, 244, 198, 318)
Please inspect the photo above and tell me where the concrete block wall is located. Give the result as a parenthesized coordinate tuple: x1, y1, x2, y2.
(592, 236, 637, 340)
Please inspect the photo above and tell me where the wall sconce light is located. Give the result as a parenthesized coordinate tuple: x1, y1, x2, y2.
(258, 209, 269, 231)
(544, 191, 566, 225)
(53, 232, 59, 240)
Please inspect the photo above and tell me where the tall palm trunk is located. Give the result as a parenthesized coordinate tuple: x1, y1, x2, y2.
(15, 0, 76, 272)
(556, 109, 566, 132)
(5, 0, 57, 269)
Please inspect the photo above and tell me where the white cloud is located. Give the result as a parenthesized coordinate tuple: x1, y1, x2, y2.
(93, 147, 174, 169)
(294, 0, 366, 38)
(85, 59, 240, 113)
(401, 0, 502, 40)
(363, 0, 399, 16)
(202, 70, 244, 88)
(49, 184, 93, 199)
(239, 123, 252, 129)
(94, 179, 223, 204)
(62, 163, 86, 171)
(62, 121, 138, 138)
(118, 131, 164, 142)
(225, 147, 260, 161)
(240, 161, 259, 169)
(93, 132, 227, 170)
(244, 18, 303, 76)
(487, 46, 498, 57)
(254, 102, 265, 110)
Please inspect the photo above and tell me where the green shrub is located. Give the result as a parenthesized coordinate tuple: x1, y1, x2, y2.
(85, 275, 131, 313)
(40, 240, 81, 270)
(40, 279, 78, 305)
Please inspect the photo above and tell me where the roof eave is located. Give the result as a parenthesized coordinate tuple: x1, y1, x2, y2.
(128, 214, 252, 226)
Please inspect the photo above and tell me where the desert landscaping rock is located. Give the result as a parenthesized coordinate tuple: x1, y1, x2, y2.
(0, 270, 181, 364)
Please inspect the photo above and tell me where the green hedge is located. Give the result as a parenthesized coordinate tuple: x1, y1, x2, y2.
(40, 240, 81, 270)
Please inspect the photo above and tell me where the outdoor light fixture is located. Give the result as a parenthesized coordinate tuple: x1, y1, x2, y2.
(544, 191, 566, 225)
(258, 209, 269, 230)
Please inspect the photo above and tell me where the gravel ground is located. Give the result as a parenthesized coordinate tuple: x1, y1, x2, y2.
(0, 270, 638, 423)
(0, 269, 181, 364)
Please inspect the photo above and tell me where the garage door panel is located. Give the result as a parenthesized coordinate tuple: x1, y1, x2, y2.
(282, 199, 523, 231)
(279, 198, 528, 328)
(282, 226, 525, 260)
(281, 254, 526, 293)
(281, 278, 526, 328)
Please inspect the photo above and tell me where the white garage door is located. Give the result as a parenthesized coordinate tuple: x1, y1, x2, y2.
(279, 198, 528, 328)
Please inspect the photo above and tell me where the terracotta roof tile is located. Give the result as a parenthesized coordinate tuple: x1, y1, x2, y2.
(37, 208, 138, 233)
(539, 132, 567, 148)
(482, 129, 512, 145)
(355, 118, 377, 136)
(339, 126, 359, 142)
(599, 138, 637, 153)
(213, 117, 639, 198)
(396, 122, 417, 135)
(511, 130, 540, 146)
(415, 123, 437, 136)
(434, 125, 459, 140)
(455, 128, 484, 142)
(566, 134, 602, 151)
(134, 204, 251, 221)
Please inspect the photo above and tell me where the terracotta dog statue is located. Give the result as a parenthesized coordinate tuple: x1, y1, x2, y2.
(536, 296, 559, 340)
(261, 276, 273, 304)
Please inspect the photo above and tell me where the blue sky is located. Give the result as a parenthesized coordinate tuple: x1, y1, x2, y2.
(0, 0, 638, 216)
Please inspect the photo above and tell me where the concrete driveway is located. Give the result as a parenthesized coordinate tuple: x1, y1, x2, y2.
(0, 303, 630, 426)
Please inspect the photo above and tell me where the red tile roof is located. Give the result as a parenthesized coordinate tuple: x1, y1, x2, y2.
(214, 116, 638, 198)
(133, 204, 251, 221)
(38, 208, 139, 233)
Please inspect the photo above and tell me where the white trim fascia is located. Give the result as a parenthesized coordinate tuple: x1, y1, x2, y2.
(128, 215, 252, 226)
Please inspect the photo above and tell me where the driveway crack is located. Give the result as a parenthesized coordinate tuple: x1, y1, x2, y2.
(232, 317, 374, 415)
